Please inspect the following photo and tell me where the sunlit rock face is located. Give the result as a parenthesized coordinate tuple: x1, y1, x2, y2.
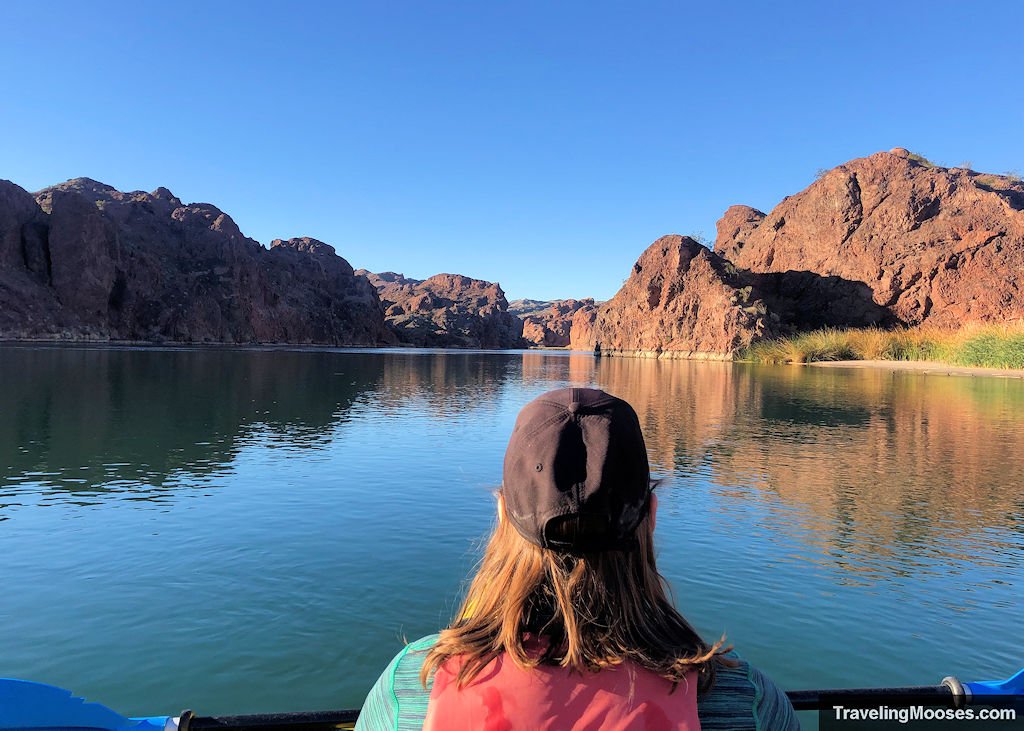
(578, 151, 1024, 360)
(572, 235, 783, 358)
(0, 178, 394, 345)
(568, 304, 598, 352)
(714, 150, 1024, 326)
(357, 270, 525, 348)
(510, 298, 595, 347)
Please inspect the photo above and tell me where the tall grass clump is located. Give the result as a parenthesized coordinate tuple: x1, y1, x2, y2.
(742, 328, 857, 364)
(954, 327, 1024, 369)
(741, 322, 1024, 369)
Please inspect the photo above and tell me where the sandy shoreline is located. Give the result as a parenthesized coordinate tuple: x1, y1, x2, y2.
(809, 360, 1024, 378)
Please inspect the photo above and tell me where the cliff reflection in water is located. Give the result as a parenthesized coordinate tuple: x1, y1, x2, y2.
(540, 353, 1024, 582)
(4, 346, 1021, 716)
(4, 346, 1022, 579)
(0, 348, 366, 500)
(0, 347, 514, 507)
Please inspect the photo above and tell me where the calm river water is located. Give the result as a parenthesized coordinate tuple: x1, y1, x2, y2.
(1, 345, 1022, 723)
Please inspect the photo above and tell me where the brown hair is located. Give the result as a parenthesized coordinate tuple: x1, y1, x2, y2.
(421, 495, 730, 693)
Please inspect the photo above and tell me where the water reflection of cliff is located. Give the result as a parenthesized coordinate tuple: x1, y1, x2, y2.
(0, 348, 368, 497)
(0, 347, 516, 502)
(373, 351, 511, 417)
(5, 346, 1022, 564)
(707, 366, 1024, 577)
(521, 353, 741, 474)
(524, 353, 1024, 574)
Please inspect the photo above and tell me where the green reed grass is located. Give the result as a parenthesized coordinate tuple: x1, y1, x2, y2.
(741, 323, 1024, 370)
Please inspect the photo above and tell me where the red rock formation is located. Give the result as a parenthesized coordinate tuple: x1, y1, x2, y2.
(569, 304, 598, 351)
(715, 149, 1024, 326)
(0, 178, 393, 345)
(357, 270, 524, 348)
(715, 205, 766, 248)
(576, 235, 781, 358)
(10, 148, 1022, 355)
(511, 298, 595, 347)
(258, 238, 395, 344)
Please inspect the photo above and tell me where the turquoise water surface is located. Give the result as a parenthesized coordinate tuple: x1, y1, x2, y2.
(1, 345, 1022, 722)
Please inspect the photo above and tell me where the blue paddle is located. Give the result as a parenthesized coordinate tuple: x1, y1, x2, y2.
(967, 667, 1024, 697)
(1, 669, 1021, 729)
(0, 679, 169, 731)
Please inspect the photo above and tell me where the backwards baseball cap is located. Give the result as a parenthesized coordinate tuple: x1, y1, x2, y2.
(501, 387, 652, 553)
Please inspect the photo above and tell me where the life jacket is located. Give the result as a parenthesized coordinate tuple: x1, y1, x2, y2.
(354, 634, 800, 731)
(423, 649, 699, 731)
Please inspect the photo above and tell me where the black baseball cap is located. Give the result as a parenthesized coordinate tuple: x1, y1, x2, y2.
(501, 387, 652, 552)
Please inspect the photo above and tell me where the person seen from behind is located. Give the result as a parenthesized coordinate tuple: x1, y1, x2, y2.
(356, 387, 799, 729)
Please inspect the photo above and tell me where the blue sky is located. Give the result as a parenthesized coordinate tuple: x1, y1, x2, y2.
(2, 1, 1022, 300)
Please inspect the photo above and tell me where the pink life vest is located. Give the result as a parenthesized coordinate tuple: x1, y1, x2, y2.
(423, 650, 700, 731)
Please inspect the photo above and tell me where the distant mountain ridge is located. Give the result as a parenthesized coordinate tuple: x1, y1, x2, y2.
(4, 149, 1022, 356)
(507, 299, 552, 317)
(0, 177, 526, 348)
(356, 269, 524, 348)
(0, 177, 393, 345)
(510, 298, 596, 347)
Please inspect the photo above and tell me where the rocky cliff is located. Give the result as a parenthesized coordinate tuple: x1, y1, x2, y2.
(572, 235, 782, 358)
(569, 304, 599, 351)
(581, 150, 1023, 358)
(570, 234, 893, 357)
(511, 298, 596, 347)
(356, 270, 524, 348)
(715, 149, 1024, 326)
(9, 149, 1022, 356)
(0, 178, 394, 345)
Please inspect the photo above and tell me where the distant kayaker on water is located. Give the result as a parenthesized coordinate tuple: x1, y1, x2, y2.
(355, 387, 799, 730)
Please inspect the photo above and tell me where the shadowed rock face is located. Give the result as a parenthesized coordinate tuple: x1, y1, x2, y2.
(356, 270, 524, 348)
(572, 235, 782, 358)
(714, 150, 1024, 326)
(0, 178, 393, 345)
(260, 238, 396, 345)
(511, 298, 596, 346)
(753, 270, 894, 330)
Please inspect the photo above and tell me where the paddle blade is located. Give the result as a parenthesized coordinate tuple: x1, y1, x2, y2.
(0, 679, 168, 731)
(965, 667, 1024, 696)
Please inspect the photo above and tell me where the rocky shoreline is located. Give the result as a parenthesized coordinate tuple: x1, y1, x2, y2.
(3, 148, 1023, 355)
